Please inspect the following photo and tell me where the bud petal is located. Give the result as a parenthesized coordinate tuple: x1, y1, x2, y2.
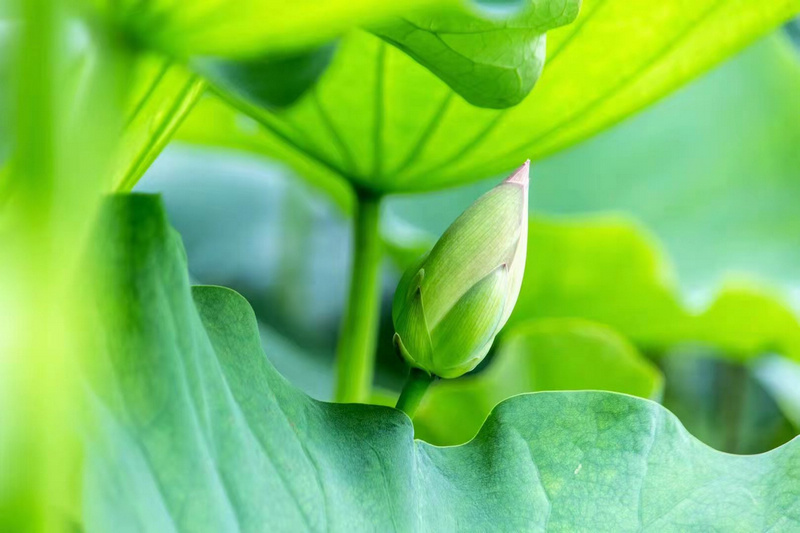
(499, 164, 529, 326)
(429, 264, 508, 378)
(393, 269, 433, 371)
(421, 169, 526, 328)
(392, 161, 530, 378)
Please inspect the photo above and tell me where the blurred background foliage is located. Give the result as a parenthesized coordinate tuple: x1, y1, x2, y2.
(138, 26, 800, 454)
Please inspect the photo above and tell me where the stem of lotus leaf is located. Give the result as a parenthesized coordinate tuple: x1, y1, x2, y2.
(333, 192, 383, 403)
(395, 367, 434, 419)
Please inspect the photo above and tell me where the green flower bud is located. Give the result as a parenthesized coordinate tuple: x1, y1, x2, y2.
(392, 161, 529, 378)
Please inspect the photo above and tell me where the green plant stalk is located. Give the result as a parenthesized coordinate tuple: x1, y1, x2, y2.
(395, 368, 434, 418)
(334, 193, 383, 403)
(7, 0, 58, 530)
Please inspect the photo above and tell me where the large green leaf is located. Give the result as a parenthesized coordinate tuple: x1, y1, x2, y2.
(202, 1, 579, 113)
(84, 194, 800, 531)
(176, 0, 800, 195)
(387, 318, 663, 446)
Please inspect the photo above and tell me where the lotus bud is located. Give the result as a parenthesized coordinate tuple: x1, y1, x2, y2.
(392, 161, 529, 379)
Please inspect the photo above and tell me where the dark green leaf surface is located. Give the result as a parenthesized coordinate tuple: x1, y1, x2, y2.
(197, 44, 337, 111)
(372, 0, 579, 108)
(84, 194, 800, 531)
(177, 0, 800, 194)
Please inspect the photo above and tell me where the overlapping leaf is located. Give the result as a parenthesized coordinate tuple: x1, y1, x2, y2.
(83, 194, 800, 531)
(177, 0, 800, 195)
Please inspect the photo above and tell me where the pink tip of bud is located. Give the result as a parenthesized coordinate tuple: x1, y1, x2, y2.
(504, 160, 530, 187)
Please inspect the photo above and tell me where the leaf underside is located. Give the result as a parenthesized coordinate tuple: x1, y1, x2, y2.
(176, 0, 800, 195)
(83, 195, 800, 532)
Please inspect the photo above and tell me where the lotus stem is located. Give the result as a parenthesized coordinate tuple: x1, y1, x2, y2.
(333, 191, 383, 403)
(395, 368, 434, 419)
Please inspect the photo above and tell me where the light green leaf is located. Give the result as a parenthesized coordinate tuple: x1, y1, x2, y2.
(114, 54, 205, 191)
(408, 318, 663, 445)
(84, 194, 800, 531)
(176, 0, 800, 194)
(97, 0, 445, 58)
(510, 215, 800, 362)
(371, 0, 579, 108)
(382, 35, 800, 432)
